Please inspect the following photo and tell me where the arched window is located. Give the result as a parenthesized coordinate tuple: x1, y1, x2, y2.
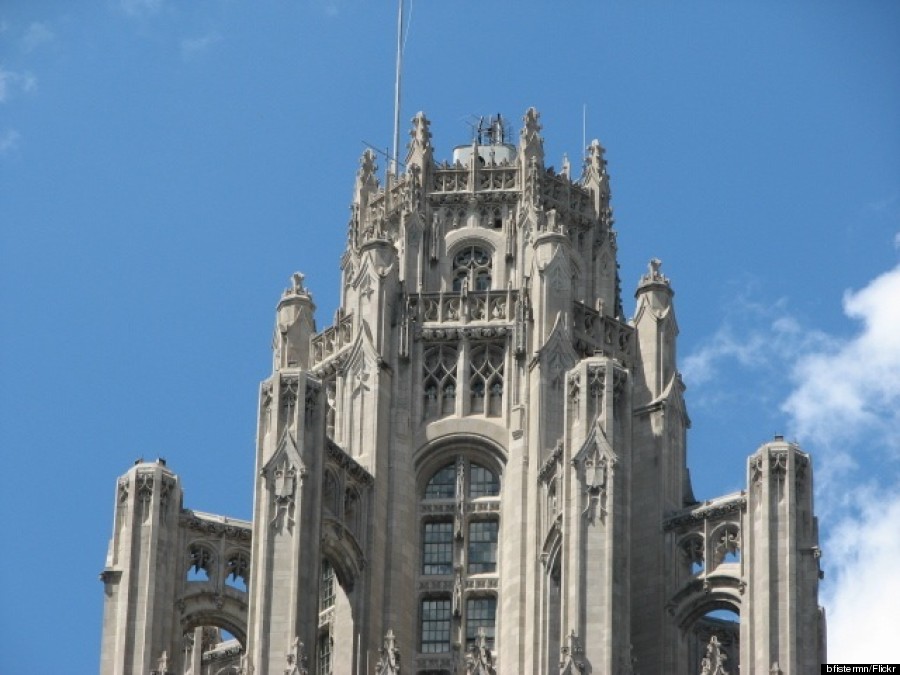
(469, 344, 504, 416)
(319, 559, 335, 613)
(452, 245, 492, 292)
(187, 544, 215, 582)
(423, 345, 458, 420)
(322, 471, 340, 516)
(418, 454, 501, 657)
(469, 462, 500, 497)
(224, 550, 249, 591)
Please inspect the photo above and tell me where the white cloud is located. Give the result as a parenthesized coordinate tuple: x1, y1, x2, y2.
(0, 66, 38, 102)
(822, 487, 900, 662)
(893, 232, 900, 250)
(681, 296, 832, 388)
(180, 32, 222, 60)
(22, 22, 54, 53)
(776, 264, 900, 660)
(782, 264, 900, 474)
(0, 128, 21, 155)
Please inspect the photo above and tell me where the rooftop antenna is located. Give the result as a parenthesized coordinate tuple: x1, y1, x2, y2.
(390, 0, 404, 178)
(582, 103, 587, 158)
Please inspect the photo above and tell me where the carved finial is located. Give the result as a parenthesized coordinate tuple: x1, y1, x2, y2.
(375, 629, 401, 675)
(359, 148, 377, 182)
(559, 631, 585, 674)
(639, 257, 670, 287)
(284, 636, 308, 675)
(519, 107, 544, 165)
(699, 635, 729, 675)
(466, 628, 496, 675)
(410, 112, 432, 149)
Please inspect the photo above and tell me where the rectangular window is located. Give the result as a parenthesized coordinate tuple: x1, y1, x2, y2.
(467, 520, 498, 574)
(465, 596, 497, 649)
(421, 598, 452, 653)
(319, 560, 335, 612)
(316, 632, 332, 675)
(423, 521, 454, 575)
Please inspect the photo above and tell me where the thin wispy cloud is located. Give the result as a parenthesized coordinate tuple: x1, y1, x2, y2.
(0, 66, 38, 103)
(118, 0, 164, 17)
(0, 128, 22, 155)
(681, 295, 833, 389)
(21, 22, 55, 53)
(180, 31, 222, 60)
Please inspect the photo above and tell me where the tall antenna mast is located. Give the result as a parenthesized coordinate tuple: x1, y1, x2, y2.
(391, 0, 404, 177)
(582, 103, 587, 157)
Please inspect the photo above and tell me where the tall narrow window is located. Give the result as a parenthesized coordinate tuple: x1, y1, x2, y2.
(316, 632, 332, 675)
(419, 456, 502, 657)
(452, 245, 492, 292)
(465, 596, 497, 649)
(423, 345, 458, 419)
(421, 598, 452, 653)
(423, 521, 454, 575)
(319, 560, 335, 612)
(469, 344, 504, 416)
(468, 520, 499, 574)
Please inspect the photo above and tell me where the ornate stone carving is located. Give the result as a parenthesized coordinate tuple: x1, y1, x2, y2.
(271, 456, 300, 531)
(582, 443, 613, 525)
(663, 496, 746, 532)
(284, 636, 308, 675)
(466, 628, 496, 675)
(559, 630, 585, 674)
(281, 377, 299, 415)
(699, 635, 729, 675)
(375, 629, 401, 675)
(455, 457, 466, 539)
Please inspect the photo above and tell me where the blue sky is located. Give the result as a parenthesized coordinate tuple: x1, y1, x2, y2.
(1, 1, 898, 671)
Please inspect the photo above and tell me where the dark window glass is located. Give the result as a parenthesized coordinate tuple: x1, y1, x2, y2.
(469, 464, 499, 498)
(465, 596, 497, 649)
(425, 464, 456, 499)
(420, 598, 452, 653)
(319, 559, 335, 612)
(317, 632, 332, 675)
(468, 520, 498, 574)
(423, 521, 454, 575)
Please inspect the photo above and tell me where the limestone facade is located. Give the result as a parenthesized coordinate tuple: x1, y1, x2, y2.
(99, 109, 826, 674)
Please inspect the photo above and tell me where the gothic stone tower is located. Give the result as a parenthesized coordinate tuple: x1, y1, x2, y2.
(99, 109, 826, 675)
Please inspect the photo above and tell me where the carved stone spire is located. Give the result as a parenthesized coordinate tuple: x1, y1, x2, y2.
(519, 107, 544, 167)
(406, 111, 433, 170)
(582, 138, 610, 216)
(274, 271, 316, 371)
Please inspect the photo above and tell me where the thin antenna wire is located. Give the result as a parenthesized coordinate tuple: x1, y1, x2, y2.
(582, 103, 587, 157)
(391, 0, 404, 178)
